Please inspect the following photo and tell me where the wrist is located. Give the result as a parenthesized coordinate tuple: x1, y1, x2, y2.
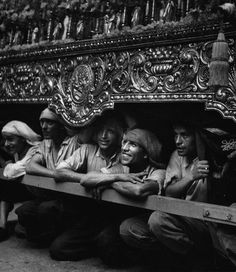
(114, 173, 120, 181)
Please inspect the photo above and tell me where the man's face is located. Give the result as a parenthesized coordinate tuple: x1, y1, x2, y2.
(40, 118, 61, 140)
(174, 125, 196, 157)
(121, 138, 146, 166)
(3, 133, 26, 156)
(97, 124, 119, 151)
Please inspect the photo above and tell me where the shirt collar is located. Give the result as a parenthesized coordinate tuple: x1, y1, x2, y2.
(96, 148, 120, 166)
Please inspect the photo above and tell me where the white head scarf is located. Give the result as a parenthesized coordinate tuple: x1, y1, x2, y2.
(2, 120, 41, 145)
(39, 108, 61, 123)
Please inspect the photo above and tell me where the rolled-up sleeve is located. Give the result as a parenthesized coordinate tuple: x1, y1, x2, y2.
(147, 169, 166, 195)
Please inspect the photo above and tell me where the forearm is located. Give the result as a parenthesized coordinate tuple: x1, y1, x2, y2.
(165, 177, 194, 198)
(112, 182, 147, 199)
(54, 168, 84, 183)
(139, 182, 161, 197)
(26, 162, 55, 178)
(80, 172, 117, 188)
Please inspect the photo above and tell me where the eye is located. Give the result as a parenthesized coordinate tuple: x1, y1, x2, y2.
(108, 129, 115, 134)
(122, 139, 127, 146)
(48, 121, 54, 126)
(130, 141, 137, 148)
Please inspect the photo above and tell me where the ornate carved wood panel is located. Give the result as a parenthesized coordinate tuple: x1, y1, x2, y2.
(0, 27, 236, 126)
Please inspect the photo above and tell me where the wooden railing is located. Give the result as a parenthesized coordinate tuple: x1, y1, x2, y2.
(20, 174, 236, 226)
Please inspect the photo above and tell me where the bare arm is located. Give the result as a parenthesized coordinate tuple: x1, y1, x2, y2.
(80, 171, 145, 188)
(165, 160, 209, 198)
(26, 154, 55, 178)
(112, 180, 160, 199)
(54, 168, 85, 183)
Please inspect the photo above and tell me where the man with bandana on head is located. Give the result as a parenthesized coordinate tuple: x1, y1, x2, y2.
(15, 107, 83, 245)
(0, 120, 41, 241)
(78, 128, 166, 267)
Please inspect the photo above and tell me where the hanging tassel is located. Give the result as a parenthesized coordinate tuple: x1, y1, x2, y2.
(208, 31, 229, 87)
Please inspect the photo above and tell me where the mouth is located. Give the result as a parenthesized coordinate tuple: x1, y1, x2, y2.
(6, 147, 15, 154)
(177, 148, 185, 153)
(121, 152, 131, 159)
(99, 140, 109, 145)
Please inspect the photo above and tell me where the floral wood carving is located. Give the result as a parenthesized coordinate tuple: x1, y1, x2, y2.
(50, 41, 226, 126)
(0, 36, 236, 126)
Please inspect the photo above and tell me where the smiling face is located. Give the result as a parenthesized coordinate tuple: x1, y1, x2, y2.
(121, 138, 147, 167)
(174, 125, 196, 158)
(2, 133, 26, 156)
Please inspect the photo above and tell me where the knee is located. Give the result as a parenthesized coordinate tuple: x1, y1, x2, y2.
(49, 237, 66, 261)
(148, 211, 166, 238)
(96, 226, 131, 267)
(15, 201, 36, 221)
(96, 226, 118, 249)
(120, 218, 134, 241)
(38, 201, 57, 214)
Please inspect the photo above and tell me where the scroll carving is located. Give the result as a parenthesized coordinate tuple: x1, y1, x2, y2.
(0, 35, 236, 125)
(51, 41, 217, 126)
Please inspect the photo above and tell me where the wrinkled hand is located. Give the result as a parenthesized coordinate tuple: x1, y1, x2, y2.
(118, 171, 147, 184)
(191, 160, 209, 180)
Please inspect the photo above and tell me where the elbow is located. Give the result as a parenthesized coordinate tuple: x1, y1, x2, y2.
(133, 187, 146, 198)
(80, 177, 87, 186)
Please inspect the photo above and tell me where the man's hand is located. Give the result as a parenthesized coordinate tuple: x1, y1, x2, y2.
(191, 160, 209, 180)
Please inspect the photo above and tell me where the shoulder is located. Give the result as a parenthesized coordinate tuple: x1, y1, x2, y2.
(101, 163, 126, 174)
(147, 166, 166, 178)
(72, 144, 98, 156)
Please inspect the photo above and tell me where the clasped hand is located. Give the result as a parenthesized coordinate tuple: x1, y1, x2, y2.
(191, 160, 209, 180)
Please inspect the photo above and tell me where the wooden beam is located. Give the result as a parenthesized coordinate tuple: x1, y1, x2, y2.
(21, 174, 236, 226)
(22, 174, 157, 210)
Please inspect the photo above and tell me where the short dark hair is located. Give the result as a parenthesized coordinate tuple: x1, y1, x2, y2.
(94, 110, 126, 144)
(172, 120, 197, 134)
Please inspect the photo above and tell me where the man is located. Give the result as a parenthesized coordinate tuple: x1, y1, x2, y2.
(79, 128, 166, 266)
(146, 122, 220, 269)
(48, 112, 127, 261)
(15, 107, 83, 244)
(25, 107, 82, 177)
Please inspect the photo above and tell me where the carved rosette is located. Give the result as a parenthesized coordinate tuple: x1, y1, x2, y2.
(50, 58, 113, 126)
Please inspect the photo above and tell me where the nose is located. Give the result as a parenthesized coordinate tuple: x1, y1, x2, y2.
(175, 135, 183, 146)
(122, 142, 129, 151)
(101, 129, 108, 138)
(41, 121, 47, 130)
(4, 139, 10, 147)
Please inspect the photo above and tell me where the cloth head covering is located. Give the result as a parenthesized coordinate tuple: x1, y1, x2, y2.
(2, 120, 41, 146)
(123, 128, 163, 165)
(39, 108, 61, 123)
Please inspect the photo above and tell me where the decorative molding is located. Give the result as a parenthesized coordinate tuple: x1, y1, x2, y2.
(49, 37, 236, 126)
(0, 26, 235, 125)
